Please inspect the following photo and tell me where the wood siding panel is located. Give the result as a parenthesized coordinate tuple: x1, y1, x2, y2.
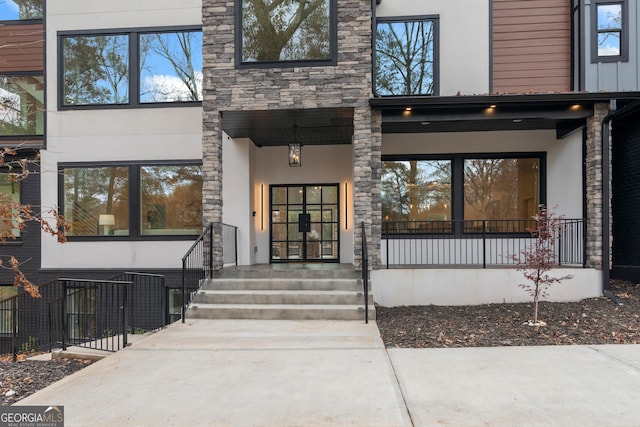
(0, 24, 44, 73)
(492, 0, 571, 94)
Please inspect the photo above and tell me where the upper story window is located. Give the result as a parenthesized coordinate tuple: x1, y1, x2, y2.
(592, 0, 628, 62)
(236, 0, 337, 67)
(0, 74, 44, 137)
(375, 17, 439, 96)
(60, 28, 202, 108)
(0, 0, 43, 21)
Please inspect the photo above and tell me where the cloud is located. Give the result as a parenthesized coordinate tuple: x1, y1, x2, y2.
(141, 72, 203, 102)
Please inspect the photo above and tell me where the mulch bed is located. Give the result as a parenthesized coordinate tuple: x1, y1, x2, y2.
(376, 279, 640, 348)
(0, 355, 93, 406)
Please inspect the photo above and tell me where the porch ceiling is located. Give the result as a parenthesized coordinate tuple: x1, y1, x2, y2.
(371, 92, 640, 138)
(220, 107, 355, 147)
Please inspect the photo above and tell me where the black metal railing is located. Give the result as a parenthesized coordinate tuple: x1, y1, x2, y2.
(1, 280, 67, 360)
(1, 272, 168, 360)
(181, 223, 213, 323)
(382, 218, 585, 268)
(180, 223, 238, 323)
(360, 222, 369, 324)
(48, 278, 131, 353)
(108, 272, 166, 332)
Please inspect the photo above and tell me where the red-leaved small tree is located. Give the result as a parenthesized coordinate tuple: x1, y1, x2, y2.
(510, 205, 573, 326)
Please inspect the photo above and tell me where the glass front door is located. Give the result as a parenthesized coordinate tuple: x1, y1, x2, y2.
(270, 184, 339, 262)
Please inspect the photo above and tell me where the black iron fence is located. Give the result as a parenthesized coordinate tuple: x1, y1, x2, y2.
(0, 272, 169, 360)
(48, 278, 131, 353)
(382, 219, 585, 268)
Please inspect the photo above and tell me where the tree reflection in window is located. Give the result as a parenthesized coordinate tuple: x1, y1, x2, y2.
(139, 31, 203, 102)
(464, 158, 539, 221)
(0, 0, 43, 20)
(597, 3, 622, 56)
(140, 165, 202, 235)
(240, 0, 332, 62)
(376, 19, 436, 96)
(0, 75, 44, 136)
(63, 167, 130, 236)
(62, 35, 129, 106)
(382, 160, 451, 223)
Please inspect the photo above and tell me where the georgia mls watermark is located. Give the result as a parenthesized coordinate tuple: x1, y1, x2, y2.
(0, 406, 64, 427)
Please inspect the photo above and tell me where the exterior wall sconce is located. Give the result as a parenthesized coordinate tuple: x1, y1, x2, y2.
(288, 143, 301, 167)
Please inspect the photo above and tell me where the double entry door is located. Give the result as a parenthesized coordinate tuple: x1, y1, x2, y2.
(270, 184, 339, 262)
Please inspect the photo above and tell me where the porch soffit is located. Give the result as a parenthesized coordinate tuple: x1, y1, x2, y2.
(220, 107, 355, 147)
(371, 92, 640, 136)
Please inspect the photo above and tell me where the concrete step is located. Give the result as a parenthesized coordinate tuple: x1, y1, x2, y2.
(211, 267, 361, 280)
(191, 289, 374, 305)
(199, 278, 363, 292)
(186, 303, 376, 321)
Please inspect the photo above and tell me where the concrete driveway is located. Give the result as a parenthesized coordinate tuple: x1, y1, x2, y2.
(15, 320, 640, 426)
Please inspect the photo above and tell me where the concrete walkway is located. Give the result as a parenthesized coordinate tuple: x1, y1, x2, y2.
(15, 320, 640, 426)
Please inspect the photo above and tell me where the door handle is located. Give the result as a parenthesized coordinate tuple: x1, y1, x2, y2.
(298, 213, 311, 232)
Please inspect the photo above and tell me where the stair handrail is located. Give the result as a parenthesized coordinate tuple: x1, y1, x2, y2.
(360, 221, 369, 324)
(181, 223, 214, 323)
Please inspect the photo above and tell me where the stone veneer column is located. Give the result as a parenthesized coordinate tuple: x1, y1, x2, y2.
(585, 103, 611, 270)
(202, 0, 374, 269)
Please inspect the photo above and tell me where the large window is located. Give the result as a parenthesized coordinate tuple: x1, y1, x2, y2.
(375, 17, 438, 96)
(0, 0, 43, 21)
(592, 0, 628, 62)
(60, 28, 202, 107)
(382, 155, 543, 234)
(0, 173, 21, 239)
(61, 163, 202, 238)
(237, 0, 336, 66)
(0, 75, 44, 136)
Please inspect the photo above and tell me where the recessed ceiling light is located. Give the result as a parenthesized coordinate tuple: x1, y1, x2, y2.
(421, 121, 430, 125)
(489, 104, 497, 109)
(405, 106, 412, 112)
(512, 119, 523, 123)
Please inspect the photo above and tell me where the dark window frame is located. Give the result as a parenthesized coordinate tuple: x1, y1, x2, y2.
(591, 0, 629, 63)
(374, 15, 440, 97)
(234, 0, 338, 69)
(58, 160, 203, 241)
(58, 26, 203, 110)
(0, 166, 23, 241)
(382, 152, 546, 236)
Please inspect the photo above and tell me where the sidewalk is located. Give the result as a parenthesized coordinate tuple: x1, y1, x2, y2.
(15, 319, 640, 426)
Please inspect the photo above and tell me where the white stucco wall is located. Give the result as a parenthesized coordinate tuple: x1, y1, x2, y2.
(372, 268, 602, 307)
(41, 1, 203, 270)
(376, 0, 490, 96)
(224, 143, 354, 265)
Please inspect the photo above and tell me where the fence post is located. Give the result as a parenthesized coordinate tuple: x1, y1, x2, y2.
(181, 258, 187, 324)
(61, 281, 68, 351)
(11, 297, 17, 362)
(122, 284, 128, 348)
(482, 220, 487, 269)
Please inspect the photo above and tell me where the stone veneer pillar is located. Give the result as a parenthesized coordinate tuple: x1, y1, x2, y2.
(202, 0, 378, 269)
(585, 103, 611, 270)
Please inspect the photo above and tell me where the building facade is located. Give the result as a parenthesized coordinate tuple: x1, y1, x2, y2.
(2, 0, 639, 307)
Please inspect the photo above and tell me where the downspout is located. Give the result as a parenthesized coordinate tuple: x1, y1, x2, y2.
(601, 99, 616, 298)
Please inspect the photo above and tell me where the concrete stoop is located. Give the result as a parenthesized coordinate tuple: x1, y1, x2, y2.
(186, 273, 375, 321)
